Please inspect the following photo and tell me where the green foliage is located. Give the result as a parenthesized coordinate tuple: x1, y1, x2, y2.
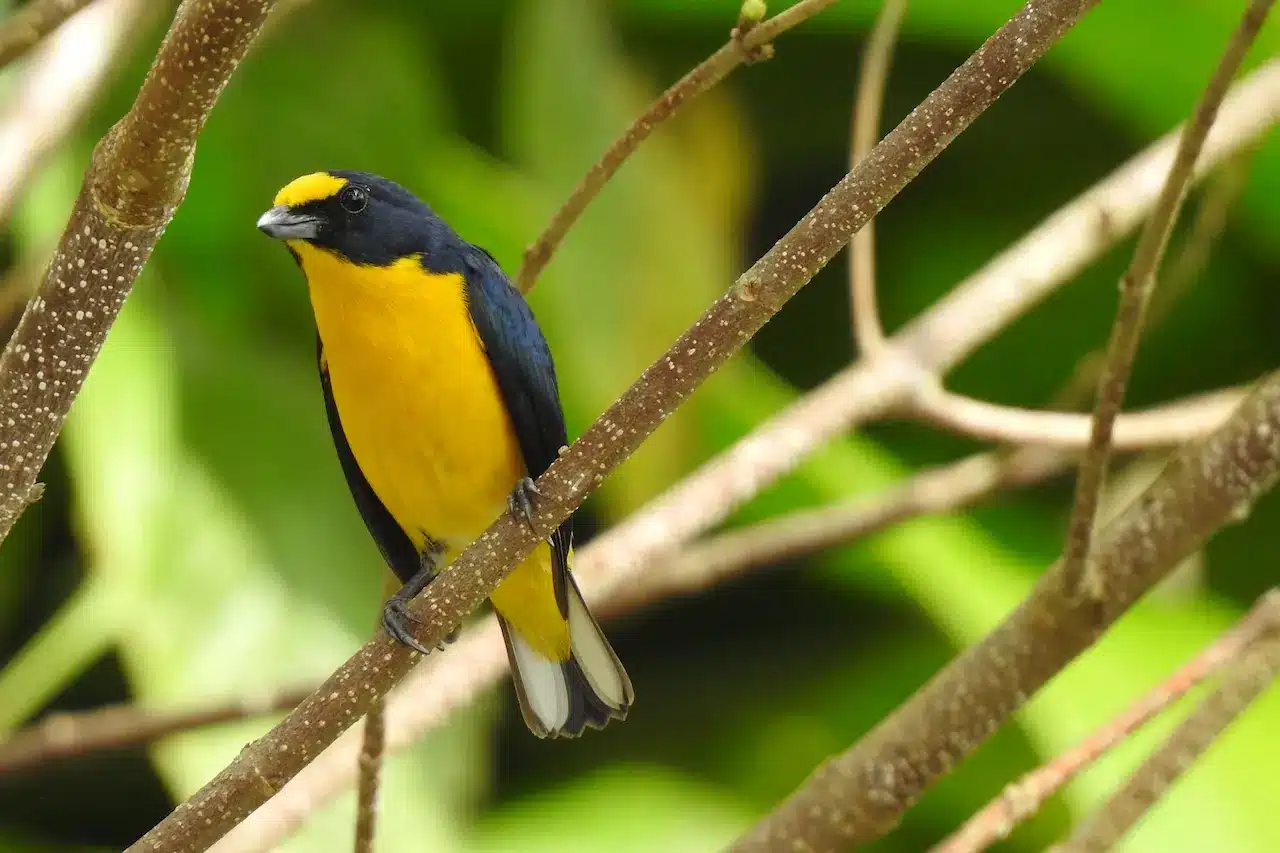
(1, 0, 1278, 851)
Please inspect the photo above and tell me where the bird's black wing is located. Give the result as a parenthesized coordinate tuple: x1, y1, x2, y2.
(460, 248, 573, 617)
(317, 336, 422, 586)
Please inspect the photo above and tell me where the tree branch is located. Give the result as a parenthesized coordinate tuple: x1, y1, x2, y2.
(0, 0, 278, 547)
(0, 0, 158, 224)
(0, 0, 96, 71)
(515, 0, 839, 292)
(931, 589, 1280, 853)
(848, 0, 907, 354)
(0, 687, 312, 776)
(729, 365, 1280, 849)
(352, 697, 384, 853)
(205, 53, 1280, 853)
(125, 3, 1101, 850)
(1062, 0, 1273, 598)
(905, 385, 1242, 450)
(1053, 590, 1280, 853)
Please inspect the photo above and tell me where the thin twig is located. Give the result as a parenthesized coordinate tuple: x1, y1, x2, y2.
(906, 385, 1242, 450)
(127, 3, 1098, 850)
(0, 0, 95, 70)
(1052, 145, 1260, 411)
(0, 687, 312, 776)
(1053, 590, 1280, 853)
(209, 57, 1280, 853)
(0, 0, 278, 548)
(849, 0, 908, 354)
(352, 696, 384, 853)
(931, 589, 1280, 853)
(515, 0, 839, 291)
(1063, 0, 1273, 598)
(609, 445, 1070, 616)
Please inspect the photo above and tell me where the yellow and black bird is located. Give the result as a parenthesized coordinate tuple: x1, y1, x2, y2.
(256, 170, 632, 738)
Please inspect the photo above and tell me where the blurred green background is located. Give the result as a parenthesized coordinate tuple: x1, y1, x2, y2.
(0, 0, 1278, 851)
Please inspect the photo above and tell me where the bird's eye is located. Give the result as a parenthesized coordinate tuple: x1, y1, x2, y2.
(338, 184, 369, 214)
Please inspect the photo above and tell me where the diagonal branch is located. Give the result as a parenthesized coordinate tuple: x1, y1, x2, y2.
(1062, 0, 1274, 597)
(931, 589, 1280, 853)
(1053, 590, 1280, 853)
(516, 0, 839, 292)
(208, 55, 1280, 853)
(728, 367, 1280, 849)
(0, 0, 279, 547)
(127, 3, 1102, 850)
(848, 0, 908, 353)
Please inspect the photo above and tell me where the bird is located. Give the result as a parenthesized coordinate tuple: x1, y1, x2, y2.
(256, 170, 632, 738)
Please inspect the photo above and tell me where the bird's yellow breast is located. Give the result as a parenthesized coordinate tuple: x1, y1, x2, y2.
(297, 244, 526, 548)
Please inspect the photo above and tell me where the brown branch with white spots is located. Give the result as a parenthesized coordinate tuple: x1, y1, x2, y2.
(0, 0, 278, 544)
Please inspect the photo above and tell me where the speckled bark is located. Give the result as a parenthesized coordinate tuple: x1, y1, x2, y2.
(125, 1, 1099, 851)
(0, 0, 275, 543)
(728, 373, 1280, 852)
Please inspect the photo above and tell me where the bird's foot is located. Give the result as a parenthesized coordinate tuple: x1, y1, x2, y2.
(381, 595, 433, 656)
(507, 476, 541, 532)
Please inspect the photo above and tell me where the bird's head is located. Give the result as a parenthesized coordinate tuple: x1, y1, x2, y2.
(257, 170, 437, 265)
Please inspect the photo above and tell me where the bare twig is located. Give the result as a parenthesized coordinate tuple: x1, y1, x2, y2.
(0, 0, 96, 70)
(906, 385, 1242, 450)
(1063, 0, 1273, 597)
(1054, 590, 1280, 853)
(611, 445, 1070, 615)
(0, 687, 311, 776)
(208, 57, 1280, 853)
(352, 696, 384, 853)
(849, 0, 908, 354)
(516, 0, 839, 291)
(0, 0, 159, 224)
(0, 0, 277, 547)
(931, 589, 1280, 853)
(127, 3, 1099, 850)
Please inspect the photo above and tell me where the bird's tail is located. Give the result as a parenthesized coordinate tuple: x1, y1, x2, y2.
(497, 574, 633, 738)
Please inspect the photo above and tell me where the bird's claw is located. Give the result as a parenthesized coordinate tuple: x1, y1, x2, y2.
(507, 476, 541, 531)
(381, 596, 433, 656)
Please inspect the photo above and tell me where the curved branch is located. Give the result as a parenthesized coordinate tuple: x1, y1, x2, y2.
(0, 0, 278, 546)
(515, 0, 839, 291)
(1054, 590, 1280, 853)
(906, 385, 1242, 450)
(848, 0, 908, 353)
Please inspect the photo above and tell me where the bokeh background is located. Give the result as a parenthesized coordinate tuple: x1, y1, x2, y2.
(1, 0, 1278, 851)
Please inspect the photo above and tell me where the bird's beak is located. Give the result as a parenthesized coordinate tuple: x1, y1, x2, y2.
(256, 205, 321, 240)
